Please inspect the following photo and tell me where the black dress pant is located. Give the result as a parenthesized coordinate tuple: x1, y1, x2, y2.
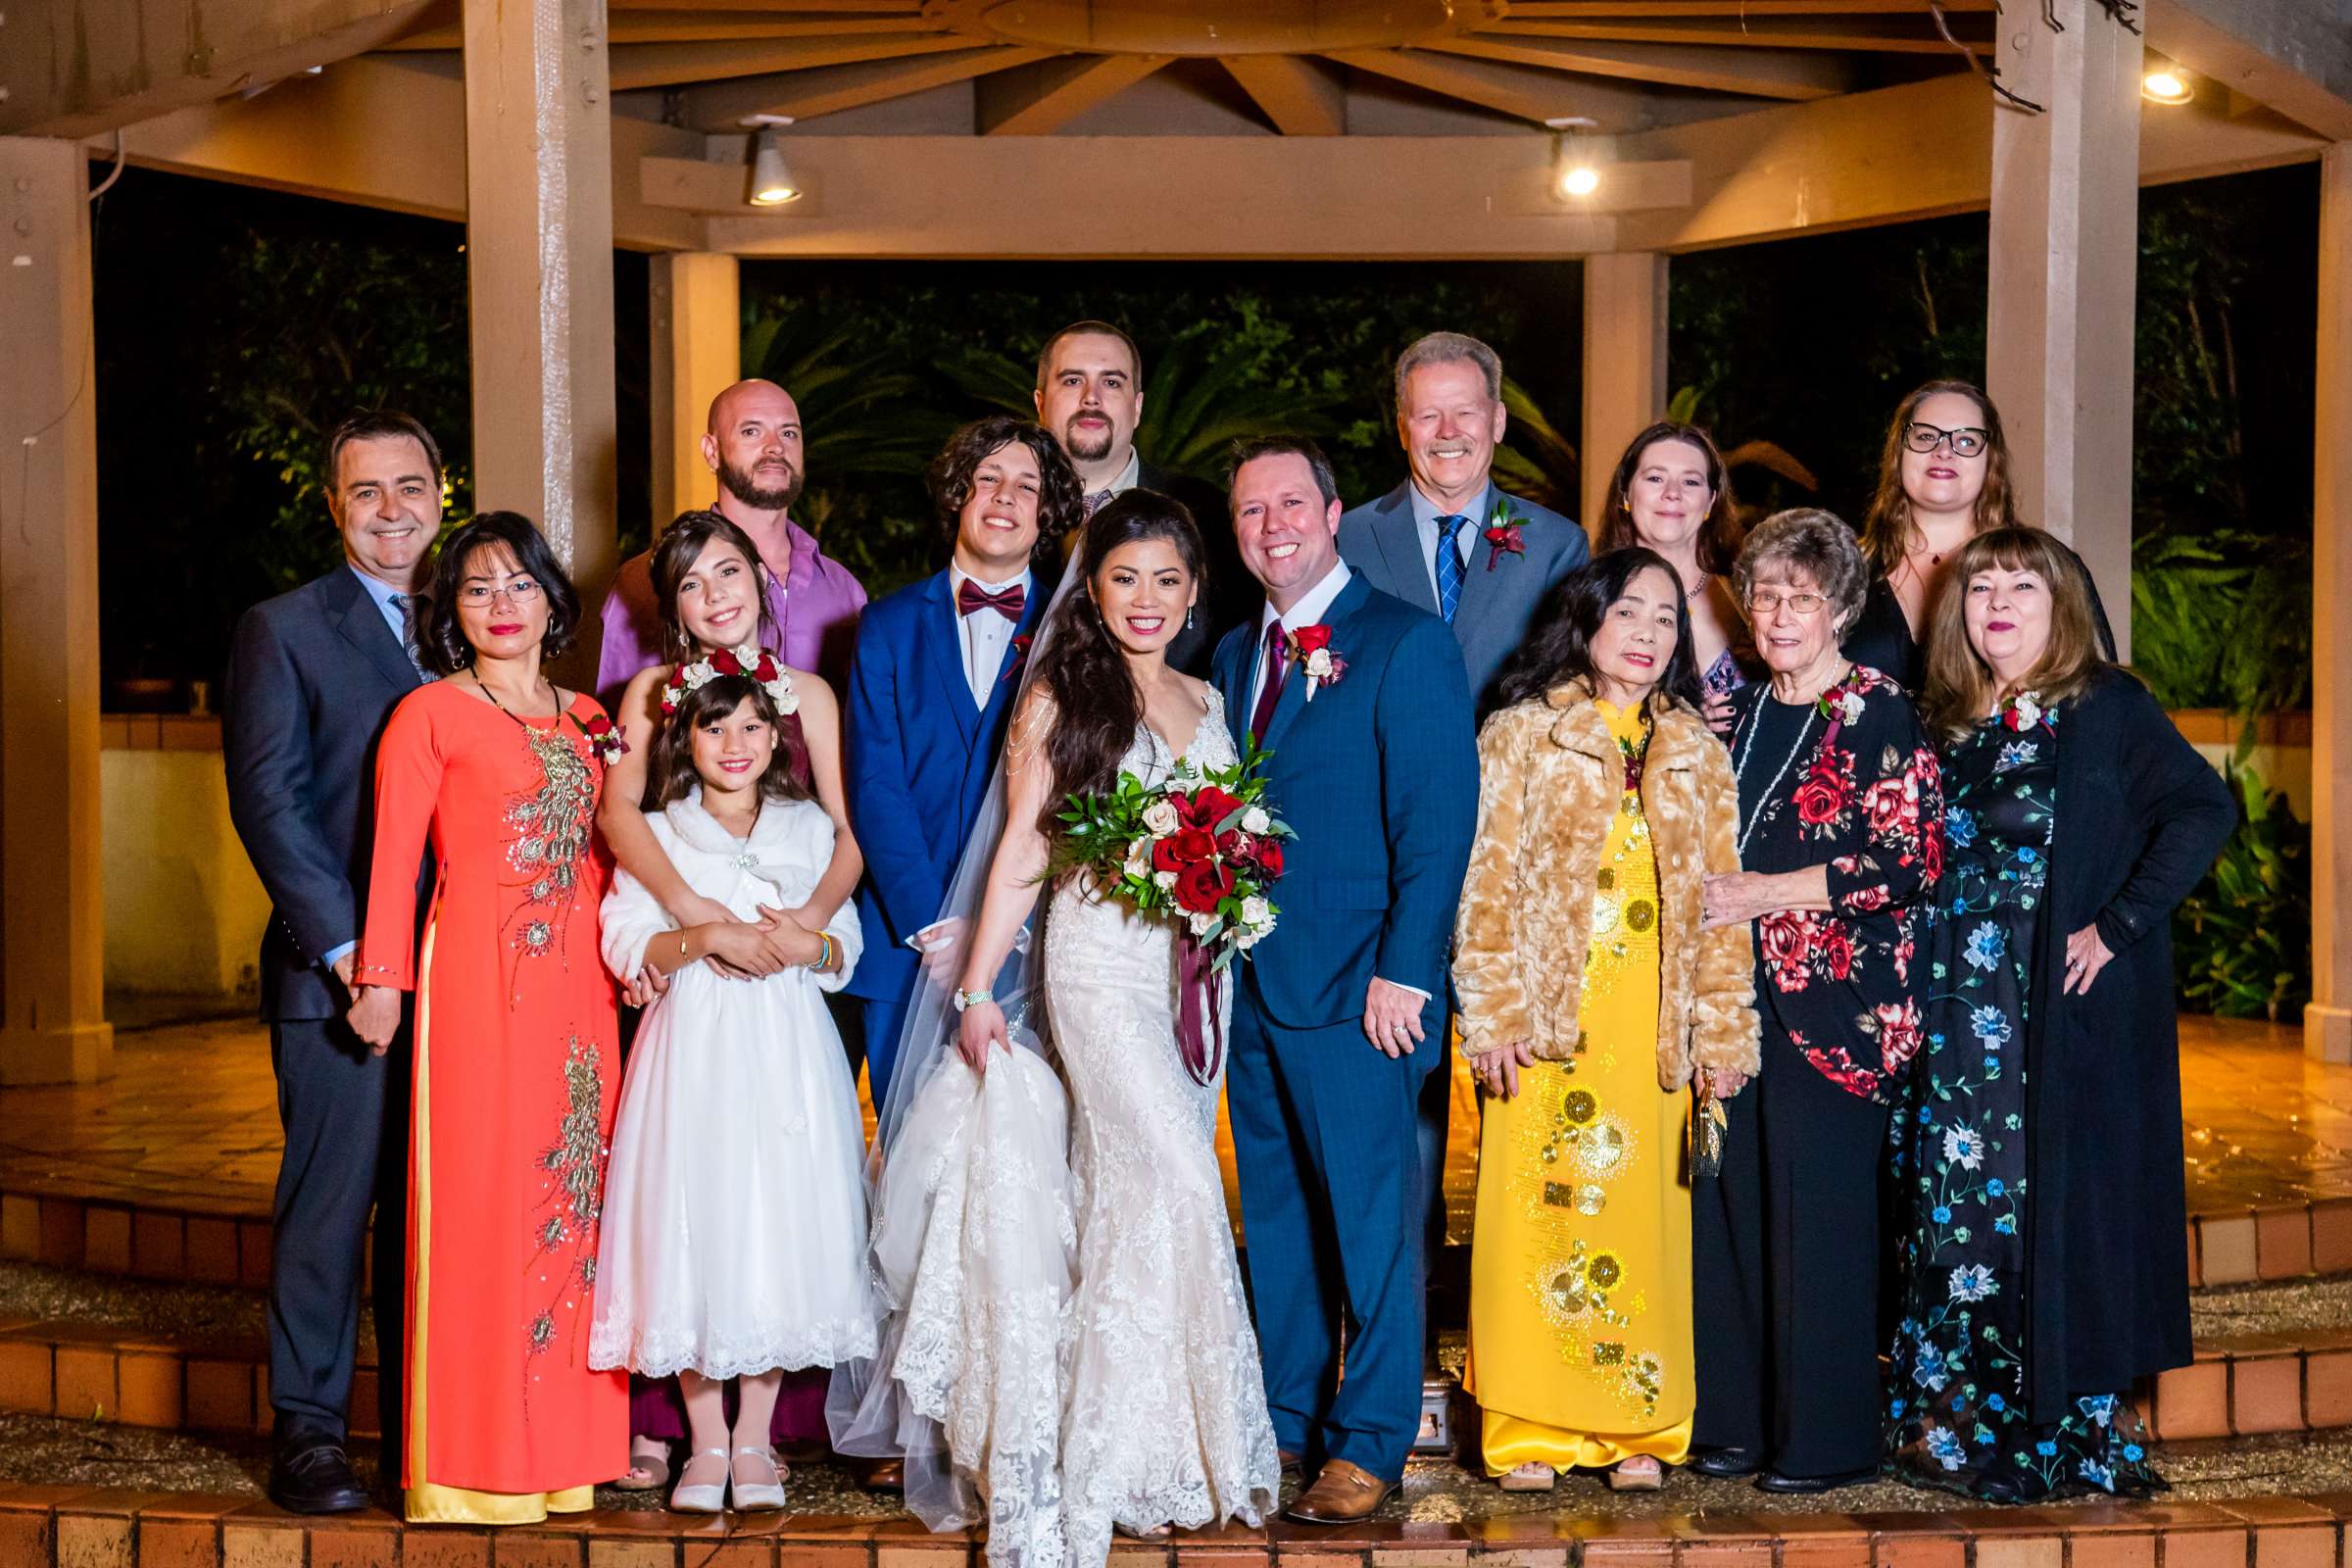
(268, 1014, 407, 1456)
(1692, 1048, 1892, 1479)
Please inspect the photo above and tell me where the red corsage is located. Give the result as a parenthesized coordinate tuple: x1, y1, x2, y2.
(1002, 632, 1033, 685)
(1483, 520, 1525, 570)
(579, 712, 627, 766)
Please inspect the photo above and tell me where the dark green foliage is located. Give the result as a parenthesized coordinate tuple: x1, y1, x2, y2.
(2128, 532, 2312, 714)
(2174, 741, 2311, 1022)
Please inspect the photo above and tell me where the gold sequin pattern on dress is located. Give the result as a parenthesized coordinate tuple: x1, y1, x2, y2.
(526, 1034, 609, 1399)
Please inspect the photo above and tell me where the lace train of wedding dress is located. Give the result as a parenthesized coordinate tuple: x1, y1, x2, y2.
(835, 695, 1278, 1568)
(1041, 700, 1281, 1565)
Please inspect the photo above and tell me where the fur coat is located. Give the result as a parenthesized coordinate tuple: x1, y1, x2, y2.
(1453, 677, 1760, 1090)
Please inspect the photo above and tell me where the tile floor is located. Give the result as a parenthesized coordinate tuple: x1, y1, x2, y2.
(0, 1013, 2344, 1241)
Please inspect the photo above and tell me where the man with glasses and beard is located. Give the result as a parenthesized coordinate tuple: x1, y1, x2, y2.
(593, 376, 869, 1492)
(1033, 319, 1246, 671)
(597, 377, 867, 709)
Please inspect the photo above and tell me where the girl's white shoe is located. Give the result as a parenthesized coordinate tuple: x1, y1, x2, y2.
(669, 1447, 730, 1513)
(731, 1446, 788, 1511)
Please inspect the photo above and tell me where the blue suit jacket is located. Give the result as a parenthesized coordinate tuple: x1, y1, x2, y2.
(223, 567, 432, 1023)
(1212, 574, 1479, 1030)
(844, 567, 1048, 1004)
(1337, 480, 1588, 713)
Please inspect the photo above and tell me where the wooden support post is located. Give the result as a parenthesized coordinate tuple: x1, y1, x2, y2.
(1581, 252, 1669, 534)
(463, 0, 620, 623)
(2308, 144, 2352, 1064)
(1984, 0, 2141, 658)
(0, 138, 113, 1085)
(649, 253, 741, 532)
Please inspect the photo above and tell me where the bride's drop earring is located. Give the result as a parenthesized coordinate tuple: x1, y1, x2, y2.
(1186, 606, 1197, 631)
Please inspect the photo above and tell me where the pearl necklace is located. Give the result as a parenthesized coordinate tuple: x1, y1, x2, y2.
(1729, 662, 1849, 858)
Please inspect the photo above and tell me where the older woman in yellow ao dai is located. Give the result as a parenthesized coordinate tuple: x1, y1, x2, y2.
(1454, 549, 1760, 1493)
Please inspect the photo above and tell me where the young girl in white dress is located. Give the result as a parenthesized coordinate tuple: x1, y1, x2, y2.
(591, 669, 877, 1513)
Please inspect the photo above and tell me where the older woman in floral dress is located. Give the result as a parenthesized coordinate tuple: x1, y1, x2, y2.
(1692, 510, 1942, 1494)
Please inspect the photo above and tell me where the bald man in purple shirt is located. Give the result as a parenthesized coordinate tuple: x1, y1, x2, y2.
(596, 377, 867, 710)
(595, 375, 869, 1488)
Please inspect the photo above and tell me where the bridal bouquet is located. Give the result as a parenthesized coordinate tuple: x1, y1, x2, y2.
(1052, 747, 1295, 1083)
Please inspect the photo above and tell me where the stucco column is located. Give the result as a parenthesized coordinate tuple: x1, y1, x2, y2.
(463, 0, 619, 619)
(0, 138, 113, 1085)
(649, 253, 741, 531)
(2307, 144, 2352, 1064)
(1984, 0, 2141, 658)
(1581, 251, 1668, 536)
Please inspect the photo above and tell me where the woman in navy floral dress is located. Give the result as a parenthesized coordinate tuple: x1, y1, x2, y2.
(1888, 529, 2232, 1502)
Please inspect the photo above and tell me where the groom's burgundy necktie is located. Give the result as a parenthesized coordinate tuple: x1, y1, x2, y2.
(1249, 621, 1287, 742)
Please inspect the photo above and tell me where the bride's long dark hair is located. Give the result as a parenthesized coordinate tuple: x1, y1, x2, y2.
(1030, 490, 1207, 833)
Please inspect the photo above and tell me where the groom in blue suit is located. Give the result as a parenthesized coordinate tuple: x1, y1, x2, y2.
(845, 416, 1056, 1107)
(1212, 438, 1479, 1523)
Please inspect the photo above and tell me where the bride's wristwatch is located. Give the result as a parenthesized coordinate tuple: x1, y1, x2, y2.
(953, 988, 994, 1013)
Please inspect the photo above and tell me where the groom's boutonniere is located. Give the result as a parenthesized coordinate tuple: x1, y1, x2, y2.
(1002, 632, 1033, 686)
(1482, 499, 1527, 571)
(1288, 624, 1347, 702)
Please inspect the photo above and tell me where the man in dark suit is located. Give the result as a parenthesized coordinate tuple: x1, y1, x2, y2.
(224, 412, 439, 1513)
(843, 416, 1054, 1112)
(1338, 330, 1591, 1284)
(1212, 437, 1479, 1524)
(1033, 318, 1245, 671)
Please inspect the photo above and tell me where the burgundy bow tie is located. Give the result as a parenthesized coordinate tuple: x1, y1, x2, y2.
(958, 579, 1026, 621)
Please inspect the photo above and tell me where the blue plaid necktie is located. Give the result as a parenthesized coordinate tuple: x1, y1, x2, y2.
(1433, 514, 1468, 625)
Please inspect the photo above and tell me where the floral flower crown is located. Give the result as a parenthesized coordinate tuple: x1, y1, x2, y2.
(660, 647, 798, 717)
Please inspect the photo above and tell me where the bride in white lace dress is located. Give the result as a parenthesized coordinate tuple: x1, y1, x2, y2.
(830, 494, 1278, 1568)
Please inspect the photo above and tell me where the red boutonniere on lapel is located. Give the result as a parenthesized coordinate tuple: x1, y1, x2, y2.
(1482, 499, 1526, 571)
(1002, 633, 1034, 686)
(1287, 624, 1347, 702)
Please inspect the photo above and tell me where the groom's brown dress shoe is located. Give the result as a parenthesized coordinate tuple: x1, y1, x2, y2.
(1285, 1459, 1395, 1524)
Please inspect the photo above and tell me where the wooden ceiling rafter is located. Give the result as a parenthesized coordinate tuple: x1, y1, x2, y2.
(1428, 31, 1852, 99)
(1220, 54, 1349, 135)
(384, 12, 951, 50)
(980, 53, 1176, 134)
(1503, 0, 1994, 14)
(1475, 17, 1990, 53)
(680, 43, 1058, 127)
(609, 29, 971, 90)
(1325, 46, 1679, 129)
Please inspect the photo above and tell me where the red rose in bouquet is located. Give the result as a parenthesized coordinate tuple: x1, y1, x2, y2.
(1237, 835, 1284, 877)
(1178, 786, 1243, 832)
(1152, 826, 1217, 871)
(1174, 858, 1237, 914)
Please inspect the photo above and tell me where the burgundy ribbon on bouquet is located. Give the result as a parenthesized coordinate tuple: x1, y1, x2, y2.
(1176, 938, 1227, 1088)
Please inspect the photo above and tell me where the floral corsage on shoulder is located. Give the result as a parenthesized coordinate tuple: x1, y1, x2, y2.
(661, 646, 799, 718)
(1994, 689, 2055, 733)
(579, 712, 627, 766)
(1051, 745, 1296, 1085)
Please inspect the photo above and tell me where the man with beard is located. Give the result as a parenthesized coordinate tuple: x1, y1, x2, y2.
(593, 376, 868, 1492)
(1033, 319, 1245, 671)
(596, 377, 866, 709)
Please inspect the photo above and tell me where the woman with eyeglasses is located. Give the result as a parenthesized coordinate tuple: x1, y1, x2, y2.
(1690, 510, 1943, 1494)
(348, 513, 627, 1523)
(1843, 381, 2114, 690)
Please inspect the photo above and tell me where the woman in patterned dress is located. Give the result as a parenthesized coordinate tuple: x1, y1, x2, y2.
(1692, 510, 1943, 1493)
(1455, 549, 1760, 1494)
(350, 513, 627, 1525)
(1887, 528, 2231, 1501)
(1593, 422, 1756, 733)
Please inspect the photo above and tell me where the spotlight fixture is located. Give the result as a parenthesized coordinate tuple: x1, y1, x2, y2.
(1546, 116, 1601, 203)
(2141, 69, 2193, 105)
(745, 118, 801, 206)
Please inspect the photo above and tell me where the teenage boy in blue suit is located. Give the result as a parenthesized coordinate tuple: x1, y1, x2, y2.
(844, 416, 1062, 1109)
(1211, 437, 1479, 1524)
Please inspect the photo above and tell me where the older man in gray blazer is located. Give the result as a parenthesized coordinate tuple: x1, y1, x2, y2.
(1337, 331, 1588, 1354)
(1338, 331, 1589, 716)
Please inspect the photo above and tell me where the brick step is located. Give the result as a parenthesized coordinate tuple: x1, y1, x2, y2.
(12, 1184, 2352, 1293)
(2, 1309, 2348, 1448)
(8, 1483, 2352, 1568)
